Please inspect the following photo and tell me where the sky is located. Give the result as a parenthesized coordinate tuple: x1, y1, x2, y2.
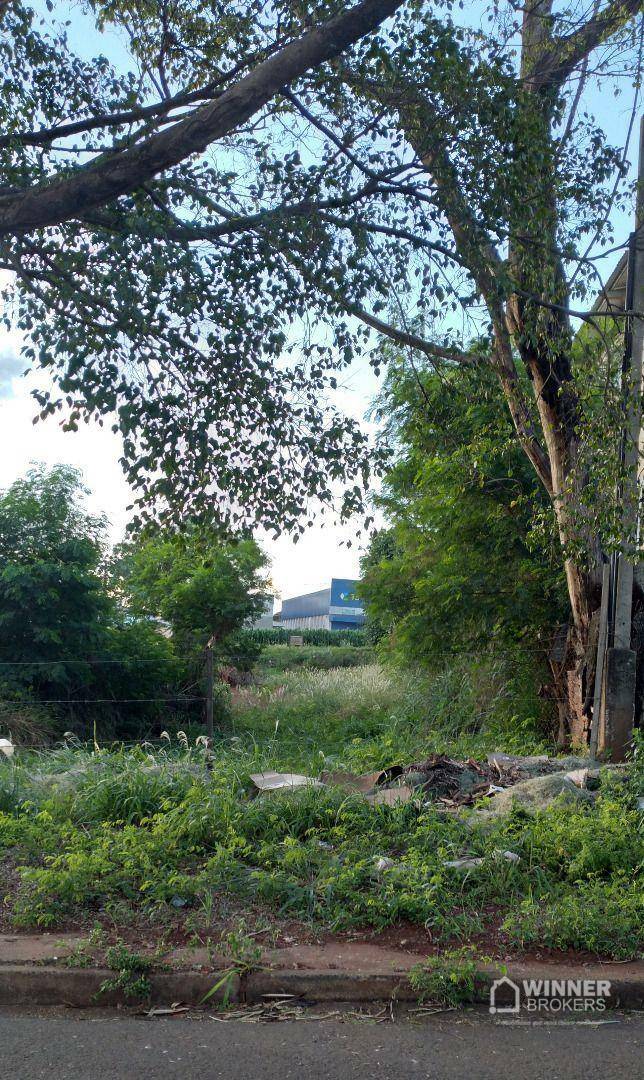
(0, 334, 377, 602)
(0, 2, 641, 603)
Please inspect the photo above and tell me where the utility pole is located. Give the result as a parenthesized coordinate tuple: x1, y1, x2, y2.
(613, 117, 644, 648)
(597, 116, 644, 761)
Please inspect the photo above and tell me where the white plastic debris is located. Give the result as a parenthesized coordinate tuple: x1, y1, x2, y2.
(444, 856, 484, 870)
(565, 768, 589, 789)
(250, 771, 323, 792)
(0, 739, 14, 758)
(444, 849, 520, 871)
(373, 856, 396, 873)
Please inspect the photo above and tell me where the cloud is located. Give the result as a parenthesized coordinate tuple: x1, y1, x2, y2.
(0, 348, 23, 399)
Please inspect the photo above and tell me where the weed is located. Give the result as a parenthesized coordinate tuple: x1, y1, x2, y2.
(409, 948, 481, 1006)
(0, 664, 641, 959)
(97, 942, 155, 1000)
(63, 942, 93, 968)
(201, 920, 264, 1007)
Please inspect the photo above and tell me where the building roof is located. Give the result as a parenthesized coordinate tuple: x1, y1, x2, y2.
(592, 250, 628, 314)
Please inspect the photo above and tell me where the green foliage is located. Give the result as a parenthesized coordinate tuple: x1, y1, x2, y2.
(0, 698, 641, 958)
(98, 942, 154, 1000)
(501, 882, 643, 960)
(0, 466, 201, 741)
(409, 948, 480, 1006)
(116, 527, 269, 655)
(0, 465, 110, 696)
(231, 657, 549, 774)
(1, 0, 637, 554)
(259, 644, 373, 671)
(360, 360, 567, 670)
(246, 628, 368, 647)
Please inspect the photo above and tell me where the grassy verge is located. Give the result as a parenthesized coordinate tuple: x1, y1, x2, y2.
(0, 660, 641, 960)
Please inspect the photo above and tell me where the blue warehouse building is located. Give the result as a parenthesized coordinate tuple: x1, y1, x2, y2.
(276, 578, 365, 631)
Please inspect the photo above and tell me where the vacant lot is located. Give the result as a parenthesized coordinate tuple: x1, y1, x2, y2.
(0, 656, 642, 961)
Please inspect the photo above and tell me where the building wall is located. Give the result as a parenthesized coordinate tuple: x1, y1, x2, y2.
(279, 614, 331, 630)
(328, 578, 365, 627)
(249, 597, 276, 630)
(280, 587, 331, 622)
(276, 579, 365, 631)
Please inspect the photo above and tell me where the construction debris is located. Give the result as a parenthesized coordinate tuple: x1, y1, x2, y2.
(443, 849, 520, 871)
(250, 752, 627, 815)
(373, 856, 397, 873)
(487, 752, 549, 772)
(250, 771, 323, 793)
(319, 766, 404, 793)
(473, 771, 596, 819)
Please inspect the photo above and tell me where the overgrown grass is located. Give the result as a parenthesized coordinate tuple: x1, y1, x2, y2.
(258, 644, 374, 671)
(0, 661, 641, 960)
(231, 657, 550, 773)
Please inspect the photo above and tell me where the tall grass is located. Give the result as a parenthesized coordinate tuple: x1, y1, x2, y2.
(230, 655, 550, 774)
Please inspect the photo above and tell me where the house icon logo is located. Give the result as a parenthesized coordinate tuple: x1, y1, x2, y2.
(489, 976, 521, 1015)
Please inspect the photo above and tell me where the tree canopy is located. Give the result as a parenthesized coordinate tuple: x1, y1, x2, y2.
(117, 528, 269, 653)
(359, 355, 568, 664)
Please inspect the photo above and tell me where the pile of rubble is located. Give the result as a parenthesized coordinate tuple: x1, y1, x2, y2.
(250, 751, 627, 816)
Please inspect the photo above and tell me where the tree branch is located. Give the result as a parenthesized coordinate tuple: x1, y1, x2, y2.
(531, 0, 643, 91)
(81, 178, 387, 241)
(0, 0, 405, 236)
(0, 88, 221, 150)
(344, 301, 481, 365)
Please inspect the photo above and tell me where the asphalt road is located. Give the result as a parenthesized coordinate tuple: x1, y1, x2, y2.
(1, 1008, 641, 1080)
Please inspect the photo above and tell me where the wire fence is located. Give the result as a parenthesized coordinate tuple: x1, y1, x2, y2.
(0, 654, 217, 709)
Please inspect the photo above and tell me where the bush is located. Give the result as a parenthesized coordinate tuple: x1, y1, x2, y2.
(246, 628, 368, 647)
(258, 644, 373, 671)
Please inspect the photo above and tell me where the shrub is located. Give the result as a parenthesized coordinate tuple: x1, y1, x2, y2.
(409, 948, 480, 1006)
(259, 644, 373, 671)
(246, 628, 368, 647)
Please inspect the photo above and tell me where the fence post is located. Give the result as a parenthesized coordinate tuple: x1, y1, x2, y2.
(205, 642, 214, 743)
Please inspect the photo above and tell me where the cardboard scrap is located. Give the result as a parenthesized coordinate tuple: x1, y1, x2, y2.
(251, 767, 410, 806)
(319, 766, 404, 794)
(365, 784, 414, 807)
(250, 771, 323, 792)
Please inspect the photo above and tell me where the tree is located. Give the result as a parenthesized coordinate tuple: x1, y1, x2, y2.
(118, 528, 270, 655)
(0, 465, 186, 740)
(3, 1, 643, 737)
(0, 465, 110, 693)
(358, 356, 567, 679)
(0, 0, 405, 532)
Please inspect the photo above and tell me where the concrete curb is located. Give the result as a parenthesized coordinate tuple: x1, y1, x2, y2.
(0, 966, 240, 1008)
(0, 961, 643, 1010)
